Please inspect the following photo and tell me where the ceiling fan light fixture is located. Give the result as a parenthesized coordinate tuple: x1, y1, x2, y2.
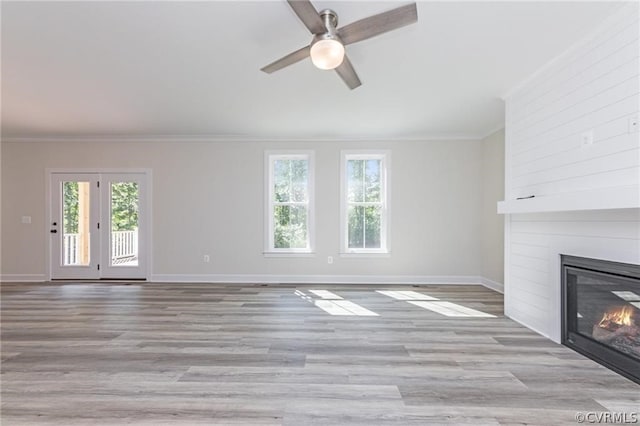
(261, 2, 418, 89)
(310, 37, 344, 70)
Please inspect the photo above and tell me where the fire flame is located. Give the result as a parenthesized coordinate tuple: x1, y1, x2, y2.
(598, 306, 634, 328)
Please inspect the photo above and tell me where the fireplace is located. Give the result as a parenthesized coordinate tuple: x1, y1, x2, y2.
(561, 255, 640, 383)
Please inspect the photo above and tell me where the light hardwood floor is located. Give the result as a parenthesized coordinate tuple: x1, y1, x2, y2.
(1, 282, 638, 425)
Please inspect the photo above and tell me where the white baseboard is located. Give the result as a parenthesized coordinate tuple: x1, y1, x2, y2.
(504, 311, 556, 343)
(0, 273, 506, 294)
(150, 274, 487, 285)
(0, 274, 47, 282)
(480, 277, 504, 294)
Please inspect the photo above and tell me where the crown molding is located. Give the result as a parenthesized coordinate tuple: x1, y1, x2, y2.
(0, 133, 486, 144)
(480, 125, 505, 140)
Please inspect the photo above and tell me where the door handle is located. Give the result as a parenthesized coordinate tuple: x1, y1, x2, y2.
(50, 229, 57, 233)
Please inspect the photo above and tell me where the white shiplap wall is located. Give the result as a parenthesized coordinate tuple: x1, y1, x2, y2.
(503, 2, 640, 342)
(506, 2, 639, 200)
(506, 209, 640, 341)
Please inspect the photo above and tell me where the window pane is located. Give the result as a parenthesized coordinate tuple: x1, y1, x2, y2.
(291, 160, 307, 181)
(343, 153, 387, 253)
(291, 183, 307, 203)
(289, 205, 308, 248)
(62, 181, 90, 266)
(274, 205, 308, 249)
(364, 159, 381, 202)
(273, 160, 291, 202)
(348, 205, 364, 248)
(110, 182, 139, 267)
(364, 206, 382, 248)
(274, 205, 290, 248)
(291, 160, 308, 202)
(347, 160, 364, 202)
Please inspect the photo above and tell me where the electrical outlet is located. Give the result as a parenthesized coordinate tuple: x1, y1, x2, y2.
(21, 216, 32, 224)
(327, 256, 333, 264)
(203, 254, 210, 263)
(580, 130, 594, 148)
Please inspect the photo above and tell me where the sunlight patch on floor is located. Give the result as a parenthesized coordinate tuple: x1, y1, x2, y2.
(309, 290, 343, 300)
(377, 289, 496, 318)
(297, 289, 495, 318)
(295, 290, 379, 316)
(294, 289, 313, 302)
(376, 290, 438, 301)
(314, 300, 379, 316)
(408, 301, 496, 318)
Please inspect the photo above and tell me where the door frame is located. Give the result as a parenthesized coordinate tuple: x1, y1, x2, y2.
(46, 168, 153, 281)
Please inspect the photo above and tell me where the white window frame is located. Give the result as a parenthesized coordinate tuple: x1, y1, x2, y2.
(340, 150, 390, 256)
(264, 150, 315, 255)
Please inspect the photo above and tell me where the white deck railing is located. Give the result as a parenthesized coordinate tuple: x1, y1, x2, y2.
(63, 234, 79, 265)
(111, 230, 138, 261)
(63, 229, 138, 265)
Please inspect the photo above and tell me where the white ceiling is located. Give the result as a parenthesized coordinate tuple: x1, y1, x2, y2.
(0, 1, 625, 140)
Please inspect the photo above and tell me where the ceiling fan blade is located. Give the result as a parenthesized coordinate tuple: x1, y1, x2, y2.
(286, 0, 326, 34)
(335, 55, 361, 90)
(261, 45, 311, 74)
(337, 3, 418, 46)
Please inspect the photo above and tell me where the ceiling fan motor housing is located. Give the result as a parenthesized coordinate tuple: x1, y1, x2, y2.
(312, 9, 341, 45)
(319, 9, 339, 31)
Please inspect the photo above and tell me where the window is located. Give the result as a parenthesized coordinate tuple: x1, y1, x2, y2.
(265, 151, 314, 253)
(341, 151, 389, 254)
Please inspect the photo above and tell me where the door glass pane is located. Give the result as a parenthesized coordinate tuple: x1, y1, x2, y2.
(62, 181, 90, 266)
(110, 182, 139, 267)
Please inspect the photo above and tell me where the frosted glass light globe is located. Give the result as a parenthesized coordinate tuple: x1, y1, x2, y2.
(310, 39, 345, 70)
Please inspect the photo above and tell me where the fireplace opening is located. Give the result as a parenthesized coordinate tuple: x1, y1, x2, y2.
(561, 255, 640, 384)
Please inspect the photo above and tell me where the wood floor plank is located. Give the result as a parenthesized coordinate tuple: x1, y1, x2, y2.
(1, 282, 638, 425)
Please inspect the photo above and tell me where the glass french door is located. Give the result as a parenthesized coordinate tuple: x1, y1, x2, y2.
(50, 172, 147, 280)
(50, 174, 100, 279)
(100, 174, 146, 279)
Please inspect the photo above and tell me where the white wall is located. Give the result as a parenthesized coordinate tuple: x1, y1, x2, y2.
(506, 209, 640, 341)
(1, 138, 491, 283)
(503, 2, 640, 342)
(506, 2, 639, 201)
(481, 129, 505, 290)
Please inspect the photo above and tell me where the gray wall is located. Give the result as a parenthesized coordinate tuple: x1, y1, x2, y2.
(1, 137, 503, 283)
(481, 129, 505, 286)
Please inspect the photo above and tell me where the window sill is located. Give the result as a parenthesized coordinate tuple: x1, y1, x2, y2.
(340, 252, 391, 258)
(263, 252, 316, 258)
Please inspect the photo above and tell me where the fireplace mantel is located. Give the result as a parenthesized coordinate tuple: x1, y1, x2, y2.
(497, 185, 640, 215)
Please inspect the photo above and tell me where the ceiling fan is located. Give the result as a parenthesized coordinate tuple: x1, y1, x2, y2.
(261, 0, 418, 90)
